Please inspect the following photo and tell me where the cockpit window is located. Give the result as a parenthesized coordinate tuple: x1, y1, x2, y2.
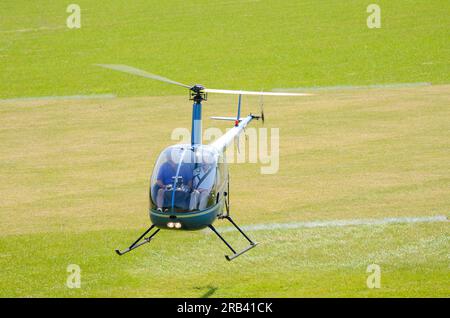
(149, 145, 221, 212)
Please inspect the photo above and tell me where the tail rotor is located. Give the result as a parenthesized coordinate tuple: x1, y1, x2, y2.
(259, 91, 265, 125)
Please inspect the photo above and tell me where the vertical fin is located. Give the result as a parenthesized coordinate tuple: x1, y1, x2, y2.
(260, 90, 265, 124)
(236, 94, 242, 126)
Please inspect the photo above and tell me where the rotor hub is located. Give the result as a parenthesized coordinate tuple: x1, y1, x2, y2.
(190, 84, 207, 102)
(190, 84, 205, 93)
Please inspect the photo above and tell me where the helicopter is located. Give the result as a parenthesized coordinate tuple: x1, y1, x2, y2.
(96, 64, 309, 260)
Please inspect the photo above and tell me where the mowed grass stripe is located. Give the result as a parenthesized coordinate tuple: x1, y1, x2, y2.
(214, 215, 448, 233)
(0, 1, 449, 98)
(0, 94, 116, 103)
(272, 82, 433, 92)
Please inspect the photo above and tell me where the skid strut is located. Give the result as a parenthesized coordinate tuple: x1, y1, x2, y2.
(209, 216, 258, 261)
(115, 224, 160, 256)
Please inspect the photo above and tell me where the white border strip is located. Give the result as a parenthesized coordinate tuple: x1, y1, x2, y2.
(215, 215, 448, 233)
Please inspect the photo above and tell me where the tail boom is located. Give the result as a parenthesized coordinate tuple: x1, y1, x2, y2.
(210, 114, 261, 152)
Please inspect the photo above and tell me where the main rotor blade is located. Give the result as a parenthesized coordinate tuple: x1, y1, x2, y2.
(203, 88, 311, 96)
(95, 64, 191, 89)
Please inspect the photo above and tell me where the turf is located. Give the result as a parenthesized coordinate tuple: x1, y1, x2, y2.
(0, 0, 449, 298)
(0, 84, 449, 297)
(1, 223, 448, 297)
(0, 0, 449, 98)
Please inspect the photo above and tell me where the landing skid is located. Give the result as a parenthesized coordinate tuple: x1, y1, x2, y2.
(115, 224, 160, 256)
(209, 216, 258, 261)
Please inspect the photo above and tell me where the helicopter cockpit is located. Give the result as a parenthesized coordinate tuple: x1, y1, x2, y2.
(149, 144, 226, 213)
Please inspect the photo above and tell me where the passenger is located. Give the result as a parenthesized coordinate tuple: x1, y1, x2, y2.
(156, 149, 192, 211)
(189, 154, 215, 211)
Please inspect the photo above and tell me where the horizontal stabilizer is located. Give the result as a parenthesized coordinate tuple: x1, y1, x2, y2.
(211, 116, 242, 121)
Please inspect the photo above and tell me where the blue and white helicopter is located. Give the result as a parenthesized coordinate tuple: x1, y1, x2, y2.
(96, 64, 309, 260)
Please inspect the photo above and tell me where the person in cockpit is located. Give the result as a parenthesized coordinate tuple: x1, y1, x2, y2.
(155, 150, 192, 211)
(189, 156, 215, 211)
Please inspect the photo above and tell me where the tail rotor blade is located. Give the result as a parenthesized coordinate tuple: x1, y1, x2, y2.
(259, 92, 265, 124)
(95, 64, 191, 89)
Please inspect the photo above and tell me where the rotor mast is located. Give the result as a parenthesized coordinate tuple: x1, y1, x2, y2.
(189, 85, 207, 146)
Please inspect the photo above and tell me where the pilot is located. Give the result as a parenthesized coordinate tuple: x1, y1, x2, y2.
(189, 153, 215, 211)
(156, 149, 192, 211)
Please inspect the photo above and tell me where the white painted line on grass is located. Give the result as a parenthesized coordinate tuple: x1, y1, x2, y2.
(0, 26, 67, 34)
(214, 215, 448, 233)
(272, 82, 432, 92)
(0, 94, 116, 103)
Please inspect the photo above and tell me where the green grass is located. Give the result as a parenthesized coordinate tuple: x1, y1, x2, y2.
(0, 0, 449, 297)
(0, 0, 449, 98)
(1, 223, 448, 297)
(0, 85, 449, 297)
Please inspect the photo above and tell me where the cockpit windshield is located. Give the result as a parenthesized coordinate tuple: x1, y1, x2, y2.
(149, 144, 224, 212)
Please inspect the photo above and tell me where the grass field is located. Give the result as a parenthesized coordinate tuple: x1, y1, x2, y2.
(0, 0, 449, 98)
(0, 1, 449, 297)
(1, 85, 449, 297)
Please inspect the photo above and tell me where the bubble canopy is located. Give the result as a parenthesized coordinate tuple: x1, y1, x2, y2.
(149, 144, 226, 212)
